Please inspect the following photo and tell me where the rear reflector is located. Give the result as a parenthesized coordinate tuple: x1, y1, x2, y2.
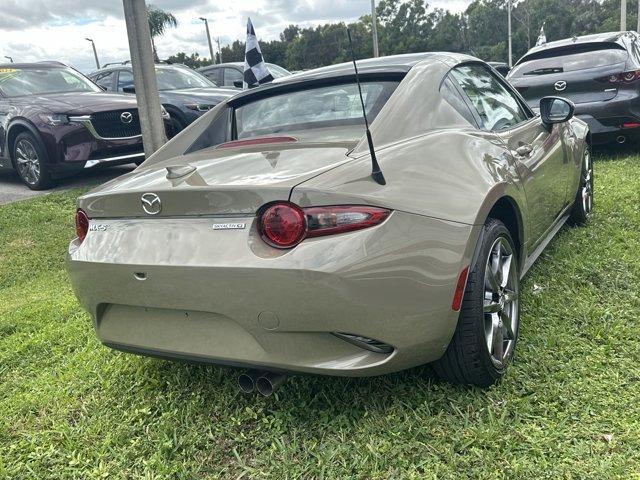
(621, 122, 640, 129)
(216, 136, 297, 149)
(452, 266, 470, 312)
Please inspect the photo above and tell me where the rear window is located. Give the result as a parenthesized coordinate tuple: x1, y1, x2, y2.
(511, 45, 628, 77)
(234, 81, 399, 139)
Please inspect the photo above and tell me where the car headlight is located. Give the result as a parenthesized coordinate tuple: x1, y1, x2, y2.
(160, 106, 170, 119)
(38, 113, 69, 126)
(184, 103, 215, 112)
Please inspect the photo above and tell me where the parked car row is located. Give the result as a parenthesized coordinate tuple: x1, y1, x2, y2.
(0, 60, 291, 189)
(3, 31, 636, 191)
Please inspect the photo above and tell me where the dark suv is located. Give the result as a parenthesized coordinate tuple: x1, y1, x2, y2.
(508, 31, 640, 145)
(0, 62, 171, 189)
(89, 63, 236, 133)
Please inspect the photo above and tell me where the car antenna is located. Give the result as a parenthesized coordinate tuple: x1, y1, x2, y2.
(346, 28, 386, 186)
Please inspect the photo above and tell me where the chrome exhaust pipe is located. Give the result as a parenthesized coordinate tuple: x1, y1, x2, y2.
(616, 135, 627, 144)
(256, 372, 287, 397)
(237, 369, 263, 394)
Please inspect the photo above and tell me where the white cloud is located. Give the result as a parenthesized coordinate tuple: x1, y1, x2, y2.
(0, 0, 473, 73)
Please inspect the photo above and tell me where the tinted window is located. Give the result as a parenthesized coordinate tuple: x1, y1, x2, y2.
(117, 70, 134, 92)
(223, 68, 243, 87)
(0, 67, 101, 97)
(201, 67, 221, 85)
(451, 64, 529, 132)
(441, 76, 478, 127)
(512, 46, 628, 77)
(95, 71, 114, 90)
(235, 81, 399, 139)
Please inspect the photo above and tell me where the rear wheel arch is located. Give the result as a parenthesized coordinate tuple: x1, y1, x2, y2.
(485, 196, 524, 267)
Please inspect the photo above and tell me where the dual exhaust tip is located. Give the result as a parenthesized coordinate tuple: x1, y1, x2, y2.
(238, 370, 287, 397)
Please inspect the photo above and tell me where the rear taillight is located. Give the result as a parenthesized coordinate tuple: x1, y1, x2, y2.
(259, 203, 306, 248)
(75, 209, 89, 243)
(596, 69, 640, 84)
(258, 203, 391, 249)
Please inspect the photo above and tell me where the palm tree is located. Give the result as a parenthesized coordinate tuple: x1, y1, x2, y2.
(147, 5, 178, 62)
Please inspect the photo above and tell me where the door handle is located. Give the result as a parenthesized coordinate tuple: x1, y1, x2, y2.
(515, 145, 533, 157)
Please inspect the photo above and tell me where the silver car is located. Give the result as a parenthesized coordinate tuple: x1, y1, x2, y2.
(68, 53, 592, 390)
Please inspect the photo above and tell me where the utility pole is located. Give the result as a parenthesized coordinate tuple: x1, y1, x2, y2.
(122, 0, 167, 156)
(371, 0, 379, 57)
(216, 37, 222, 64)
(508, 0, 513, 67)
(85, 38, 100, 69)
(4, 56, 13, 63)
(199, 17, 215, 64)
(621, 0, 627, 30)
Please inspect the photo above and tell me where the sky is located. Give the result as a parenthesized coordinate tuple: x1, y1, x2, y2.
(0, 0, 473, 73)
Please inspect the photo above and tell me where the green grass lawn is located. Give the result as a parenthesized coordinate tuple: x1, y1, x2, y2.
(1, 154, 639, 479)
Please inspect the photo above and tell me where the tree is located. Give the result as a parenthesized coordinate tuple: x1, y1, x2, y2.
(165, 0, 632, 72)
(147, 5, 178, 62)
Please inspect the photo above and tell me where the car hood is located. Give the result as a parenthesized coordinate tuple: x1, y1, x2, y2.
(161, 87, 237, 104)
(13, 92, 140, 115)
(79, 138, 357, 218)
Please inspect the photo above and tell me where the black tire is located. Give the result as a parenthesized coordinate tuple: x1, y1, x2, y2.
(568, 147, 593, 226)
(12, 131, 54, 190)
(433, 219, 520, 387)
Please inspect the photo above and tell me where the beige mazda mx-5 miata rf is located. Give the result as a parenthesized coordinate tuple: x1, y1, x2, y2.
(68, 53, 592, 391)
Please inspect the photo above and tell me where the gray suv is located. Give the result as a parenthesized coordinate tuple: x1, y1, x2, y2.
(508, 31, 640, 145)
(89, 63, 236, 134)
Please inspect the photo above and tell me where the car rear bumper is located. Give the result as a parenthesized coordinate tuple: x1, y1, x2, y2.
(568, 92, 640, 144)
(67, 212, 479, 377)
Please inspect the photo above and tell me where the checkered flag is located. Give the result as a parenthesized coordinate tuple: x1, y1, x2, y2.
(243, 18, 274, 89)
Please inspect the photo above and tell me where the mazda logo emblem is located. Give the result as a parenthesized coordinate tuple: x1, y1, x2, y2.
(141, 193, 162, 215)
(554, 81, 567, 92)
(120, 111, 133, 124)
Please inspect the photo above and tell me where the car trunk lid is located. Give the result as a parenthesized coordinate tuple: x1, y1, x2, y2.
(78, 137, 356, 218)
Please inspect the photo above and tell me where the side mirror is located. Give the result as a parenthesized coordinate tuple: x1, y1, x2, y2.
(540, 96, 575, 125)
(233, 80, 243, 88)
(122, 85, 136, 94)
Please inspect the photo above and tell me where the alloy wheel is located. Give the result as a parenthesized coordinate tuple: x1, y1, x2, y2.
(581, 150, 593, 216)
(15, 139, 41, 185)
(483, 236, 519, 367)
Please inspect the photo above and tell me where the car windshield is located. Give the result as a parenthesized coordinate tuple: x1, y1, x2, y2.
(235, 81, 399, 139)
(0, 67, 101, 97)
(156, 66, 214, 90)
(266, 64, 290, 78)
